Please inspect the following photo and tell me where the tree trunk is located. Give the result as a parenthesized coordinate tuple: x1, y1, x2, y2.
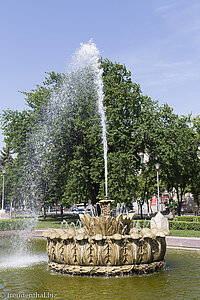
(43, 204, 46, 220)
(140, 203, 143, 219)
(177, 187, 184, 216)
(176, 187, 179, 216)
(60, 204, 63, 220)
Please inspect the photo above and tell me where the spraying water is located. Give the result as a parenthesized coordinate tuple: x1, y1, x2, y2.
(25, 40, 108, 208)
(0, 236, 47, 270)
(72, 40, 108, 195)
(1, 41, 108, 271)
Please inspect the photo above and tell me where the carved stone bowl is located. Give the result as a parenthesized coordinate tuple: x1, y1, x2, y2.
(43, 225, 168, 276)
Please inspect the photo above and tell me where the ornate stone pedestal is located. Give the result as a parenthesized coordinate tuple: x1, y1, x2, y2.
(48, 260, 165, 276)
(43, 198, 169, 276)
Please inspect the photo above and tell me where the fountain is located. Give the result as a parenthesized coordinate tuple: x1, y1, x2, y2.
(42, 41, 169, 276)
(43, 197, 168, 276)
(1, 43, 200, 299)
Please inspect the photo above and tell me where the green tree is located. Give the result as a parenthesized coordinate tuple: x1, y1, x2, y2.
(0, 61, 163, 209)
(0, 146, 13, 166)
(3, 58, 198, 214)
(0, 72, 62, 210)
(101, 59, 159, 203)
(0, 146, 14, 209)
(148, 107, 199, 215)
(188, 116, 200, 209)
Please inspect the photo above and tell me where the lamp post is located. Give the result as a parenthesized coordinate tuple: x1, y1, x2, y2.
(138, 153, 145, 217)
(155, 162, 161, 212)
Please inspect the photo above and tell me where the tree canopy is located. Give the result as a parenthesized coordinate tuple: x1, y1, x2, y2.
(0, 59, 199, 214)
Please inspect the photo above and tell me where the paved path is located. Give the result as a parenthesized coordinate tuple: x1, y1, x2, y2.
(166, 236, 200, 250)
(0, 229, 46, 237)
(1, 229, 200, 251)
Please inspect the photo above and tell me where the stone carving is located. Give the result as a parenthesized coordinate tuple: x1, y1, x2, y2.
(43, 198, 169, 276)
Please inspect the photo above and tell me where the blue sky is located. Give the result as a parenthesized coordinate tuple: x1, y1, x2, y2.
(1, 0, 200, 149)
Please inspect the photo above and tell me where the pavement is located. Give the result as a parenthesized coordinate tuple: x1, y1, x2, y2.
(166, 236, 200, 251)
(0, 229, 200, 251)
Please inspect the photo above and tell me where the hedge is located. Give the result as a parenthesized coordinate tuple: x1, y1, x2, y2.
(132, 219, 200, 231)
(1, 217, 200, 232)
(175, 216, 200, 223)
(0, 219, 35, 231)
(169, 220, 200, 231)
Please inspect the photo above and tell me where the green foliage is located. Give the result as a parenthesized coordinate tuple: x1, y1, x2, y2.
(0, 218, 34, 231)
(131, 218, 200, 231)
(0, 59, 200, 213)
(187, 116, 200, 207)
(0, 146, 13, 166)
(147, 107, 200, 215)
(101, 59, 159, 202)
(169, 220, 200, 231)
(0, 110, 32, 153)
(35, 215, 79, 229)
(175, 216, 200, 222)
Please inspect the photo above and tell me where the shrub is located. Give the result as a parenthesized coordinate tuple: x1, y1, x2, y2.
(175, 216, 200, 223)
(132, 218, 200, 231)
(169, 221, 200, 231)
(0, 218, 35, 231)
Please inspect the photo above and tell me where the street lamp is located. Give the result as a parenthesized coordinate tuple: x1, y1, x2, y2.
(155, 162, 161, 212)
(1, 167, 6, 212)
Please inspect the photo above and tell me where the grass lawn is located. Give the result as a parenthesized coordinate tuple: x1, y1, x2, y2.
(170, 229, 200, 238)
(35, 215, 79, 229)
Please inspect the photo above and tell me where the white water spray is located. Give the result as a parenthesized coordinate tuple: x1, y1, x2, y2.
(25, 40, 108, 207)
(72, 40, 108, 196)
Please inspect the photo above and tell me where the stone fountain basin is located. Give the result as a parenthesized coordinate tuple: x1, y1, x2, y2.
(43, 223, 169, 276)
